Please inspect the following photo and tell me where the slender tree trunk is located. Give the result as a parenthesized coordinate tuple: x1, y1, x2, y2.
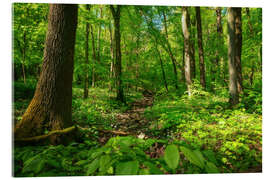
(235, 8, 243, 93)
(195, 7, 206, 89)
(215, 7, 223, 85)
(181, 45, 186, 82)
(182, 7, 192, 96)
(135, 35, 140, 91)
(249, 62, 254, 86)
(227, 7, 239, 106)
(162, 11, 178, 89)
(108, 20, 115, 91)
(90, 25, 97, 87)
(190, 12, 196, 80)
(84, 5, 90, 99)
(22, 31, 27, 84)
(110, 5, 124, 102)
(155, 39, 168, 92)
(246, 8, 254, 34)
(14, 4, 78, 144)
(97, 7, 103, 63)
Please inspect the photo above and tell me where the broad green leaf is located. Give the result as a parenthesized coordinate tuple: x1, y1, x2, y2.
(180, 146, 204, 169)
(99, 155, 111, 172)
(115, 161, 139, 175)
(193, 150, 206, 167)
(202, 150, 218, 165)
(139, 168, 150, 175)
(143, 161, 163, 174)
(75, 160, 90, 166)
(205, 161, 219, 173)
(47, 159, 61, 168)
(86, 158, 100, 175)
(22, 155, 44, 174)
(164, 144, 180, 170)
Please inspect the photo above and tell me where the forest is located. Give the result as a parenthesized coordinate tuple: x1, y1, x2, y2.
(13, 3, 262, 176)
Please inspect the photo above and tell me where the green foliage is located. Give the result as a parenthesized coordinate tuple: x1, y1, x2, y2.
(164, 144, 179, 170)
(115, 161, 139, 175)
(13, 3, 262, 177)
(180, 146, 205, 169)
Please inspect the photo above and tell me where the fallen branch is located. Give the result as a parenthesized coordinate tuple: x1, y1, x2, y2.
(15, 125, 131, 144)
(77, 126, 131, 136)
(15, 126, 77, 143)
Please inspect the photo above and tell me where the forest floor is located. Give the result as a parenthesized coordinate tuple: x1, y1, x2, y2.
(113, 91, 154, 136)
(13, 82, 262, 176)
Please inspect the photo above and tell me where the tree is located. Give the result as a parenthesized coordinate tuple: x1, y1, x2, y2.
(162, 10, 179, 89)
(14, 4, 78, 144)
(110, 5, 124, 102)
(235, 8, 243, 93)
(90, 24, 97, 87)
(83, 4, 90, 99)
(195, 7, 206, 89)
(182, 7, 192, 95)
(108, 19, 115, 91)
(227, 7, 239, 106)
(189, 9, 196, 80)
(215, 7, 225, 86)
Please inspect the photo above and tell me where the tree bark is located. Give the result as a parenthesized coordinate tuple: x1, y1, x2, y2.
(110, 5, 124, 102)
(195, 7, 206, 89)
(162, 11, 178, 89)
(97, 7, 103, 63)
(215, 7, 224, 86)
(182, 7, 192, 96)
(190, 12, 196, 80)
(155, 39, 168, 92)
(108, 20, 115, 91)
(84, 5, 90, 99)
(14, 4, 78, 144)
(227, 7, 239, 106)
(90, 24, 97, 87)
(235, 8, 243, 93)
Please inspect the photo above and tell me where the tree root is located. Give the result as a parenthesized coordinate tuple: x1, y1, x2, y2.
(14, 125, 130, 145)
(14, 126, 77, 143)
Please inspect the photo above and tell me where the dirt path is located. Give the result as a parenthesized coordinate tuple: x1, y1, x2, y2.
(113, 92, 154, 136)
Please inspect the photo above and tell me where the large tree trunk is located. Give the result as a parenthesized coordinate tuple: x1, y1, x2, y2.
(235, 8, 243, 93)
(182, 7, 192, 96)
(84, 5, 90, 99)
(14, 4, 78, 144)
(110, 5, 124, 102)
(162, 11, 178, 89)
(227, 7, 239, 106)
(195, 7, 206, 89)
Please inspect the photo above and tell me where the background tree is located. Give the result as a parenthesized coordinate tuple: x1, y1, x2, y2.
(195, 7, 206, 89)
(182, 7, 192, 95)
(14, 4, 78, 144)
(83, 4, 90, 99)
(110, 5, 124, 102)
(235, 8, 243, 93)
(227, 7, 239, 106)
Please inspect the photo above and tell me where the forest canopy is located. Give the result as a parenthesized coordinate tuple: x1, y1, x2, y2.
(13, 3, 262, 176)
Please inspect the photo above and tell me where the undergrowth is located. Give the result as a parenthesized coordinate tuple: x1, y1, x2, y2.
(13, 84, 262, 176)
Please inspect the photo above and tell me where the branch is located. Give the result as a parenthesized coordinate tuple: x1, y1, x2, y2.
(15, 126, 77, 143)
(15, 125, 131, 144)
